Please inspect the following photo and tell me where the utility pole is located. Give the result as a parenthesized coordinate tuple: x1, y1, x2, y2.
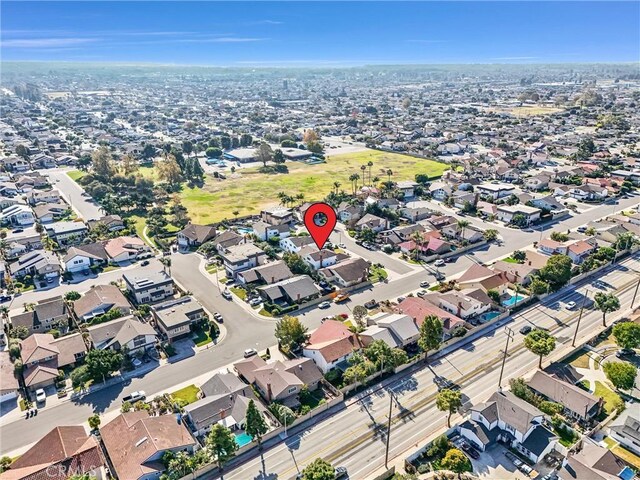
(631, 278, 640, 310)
(572, 289, 589, 347)
(384, 391, 394, 469)
(498, 326, 514, 390)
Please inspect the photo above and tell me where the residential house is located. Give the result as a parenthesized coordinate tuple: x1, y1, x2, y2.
(401, 201, 434, 222)
(279, 235, 315, 254)
(356, 213, 390, 233)
(302, 247, 339, 270)
(20, 333, 85, 391)
(73, 284, 131, 322)
(610, 414, 640, 456)
(380, 224, 426, 247)
(234, 356, 322, 408)
(86, 215, 125, 232)
(176, 223, 216, 248)
(261, 207, 293, 226)
(452, 191, 478, 210)
(527, 371, 602, 422)
(211, 230, 244, 254)
(396, 297, 465, 338)
(360, 325, 400, 349)
(476, 183, 516, 201)
(9, 250, 61, 280)
(429, 182, 453, 200)
(87, 316, 157, 353)
(45, 221, 88, 246)
(436, 288, 492, 320)
(100, 412, 196, 480)
(62, 243, 109, 273)
(569, 184, 608, 202)
(3, 426, 105, 480)
(32, 203, 69, 224)
(557, 439, 632, 480)
(104, 236, 151, 264)
(530, 195, 569, 217)
(460, 390, 558, 464)
(0, 204, 35, 227)
(319, 257, 370, 288)
(258, 275, 320, 306)
(183, 373, 267, 437)
(524, 174, 552, 191)
(0, 351, 19, 403)
(611, 169, 640, 186)
(496, 204, 541, 226)
(303, 320, 358, 373)
(237, 260, 293, 285)
(10, 296, 68, 335)
(4, 227, 42, 253)
(337, 202, 364, 223)
(251, 220, 290, 241)
(123, 270, 175, 304)
(1, 156, 30, 172)
(220, 243, 267, 279)
(151, 296, 205, 342)
(368, 312, 419, 347)
(26, 189, 61, 205)
(492, 260, 538, 287)
(396, 181, 419, 198)
(456, 263, 509, 295)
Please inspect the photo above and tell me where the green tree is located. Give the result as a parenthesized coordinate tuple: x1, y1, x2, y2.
(70, 364, 90, 388)
(273, 149, 285, 164)
(84, 349, 123, 383)
(487, 289, 500, 303)
(512, 250, 526, 262)
(274, 315, 308, 351)
(603, 362, 637, 391)
(352, 305, 368, 327)
(436, 388, 462, 427)
(255, 142, 274, 167)
(530, 278, 550, 295)
(612, 322, 640, 350)
(64, 291, 81, 301)
(539, 255, 572, 291)
(88, 414, 101, 430)
(523, 329, 556, 369)
(550, 232, 569, 242)
(206, 424, 239, 474)
(206, 147, 222, 158)
(0, 456, 12, 474)
(91, 146, 116, 179)
(418, 315, 443, 361)
(9, 325, 29, 340)
(245, 399, 268, 449)
(440, 448, 471, 477)
(457, 219, 470, 240)
(300, 457, 334, 480)
(594, 292, 620, 327)
(283, 252, 312, 276)
(157, 155, 182, 187)
(483, 229, 498, 242)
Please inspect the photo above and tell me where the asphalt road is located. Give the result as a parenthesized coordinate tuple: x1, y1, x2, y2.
(0, 190, 637, 456)
(47, 168, 103, 220)
(220, 254, 640, 480)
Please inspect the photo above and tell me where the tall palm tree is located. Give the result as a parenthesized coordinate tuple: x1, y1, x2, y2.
(386, 169, 393, 183)
(457, 219, 470, 241)
(295, 193, 305, 206)
(410, 230, 424, 261)
(333, 181, 341, 194)
(360, 165, 367, 186)
(349, 173, 359, 195)
(276, 191, 287, 206)
(367, 161, 374, 185)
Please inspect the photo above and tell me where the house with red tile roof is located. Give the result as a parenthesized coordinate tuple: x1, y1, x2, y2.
(456, 263, 509, 295)
(303, 320, 359, 373)
(395, 297, 465, 338)
(2, 426, 105, 480)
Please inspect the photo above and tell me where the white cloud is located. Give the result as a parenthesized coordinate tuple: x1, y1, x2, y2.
(0, 37, 98, 48)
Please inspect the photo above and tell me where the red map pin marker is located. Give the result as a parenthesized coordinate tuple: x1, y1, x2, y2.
(303, 202, 337, 250)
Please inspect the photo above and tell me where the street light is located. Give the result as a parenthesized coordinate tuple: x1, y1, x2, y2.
(572, 289, 589, 347)
(498, 326, 514, 390)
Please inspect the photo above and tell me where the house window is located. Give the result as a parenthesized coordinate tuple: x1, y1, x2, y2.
(288, 387, 297, 394)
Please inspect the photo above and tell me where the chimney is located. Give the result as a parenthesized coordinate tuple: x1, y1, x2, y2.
(457, 301, 463, 317)
(271, 276, 275, 283)
(219, 408, 226, 419)
(528, 260, 532, 266)
(267, 383, 272, 403)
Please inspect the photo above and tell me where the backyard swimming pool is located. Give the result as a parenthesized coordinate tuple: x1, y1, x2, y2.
(478, 311, 501, 322)
(234, 431, 253, 447)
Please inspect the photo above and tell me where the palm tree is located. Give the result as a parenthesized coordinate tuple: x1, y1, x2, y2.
(295, 193, 305, 206)
(160, 257, 172, 276)
(372, 176, 380, 184)
(410, 230, 424, 261)
(457, 219, 470, 241)
(333, 181, 341, 194)
(367, 160, 374, 185)
(232, 210, 240, 219)
(276, 191, 287, 206)
(349, 173, 360, 195)
(360, 165, 367, 186)
(386, 169, 393, 183)
(594, 292, 620, 327)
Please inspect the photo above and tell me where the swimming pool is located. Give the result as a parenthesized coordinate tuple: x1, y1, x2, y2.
(234, 431, 253, 447)
(235, 227, 252, 234)
(502, 294, 526, 307)
(479, 311, 501, 322)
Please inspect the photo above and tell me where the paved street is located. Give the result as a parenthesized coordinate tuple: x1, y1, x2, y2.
(47, 168, 103, 220)
(220, 254, 640, 480)
(0, 194, 637, 457)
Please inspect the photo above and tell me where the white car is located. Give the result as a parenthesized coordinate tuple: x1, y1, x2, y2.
(221, 290, 232, 300)
(35, 388, 46, 404)
(318, 301, 331, 309)
(243, 348, 258, 358)
(434, 259, 446, 267)
(565, 301, 577, 310)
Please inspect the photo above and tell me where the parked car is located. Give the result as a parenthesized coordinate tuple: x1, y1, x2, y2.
(396, 296, 406, 303)
(140, 260, 150, 266)
(519, 325, 532, 335)
(417, 290, 428, 298)
(243, 348, 258, 358)
(334, 293, 350, 303)
(565, 301, 577, 310)
(122, 391, 146, 404)
(577, 226, 588, 233)
(420, 280, 430, 288)
(248, 297, 262, 307)
(0, 295, 12, 303)
(222, 290, 232, 300)
(460, 441, 480, 459)
(434, 259, 446, 267)
(364, 299, 378, 309)
(616, 348, 635, 358)
(318, 301, 331, 309)
(35, 389, 46, 404)
(213, 312, 223, 323)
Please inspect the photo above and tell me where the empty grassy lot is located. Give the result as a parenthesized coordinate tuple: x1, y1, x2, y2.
(180, 150, 448, 223)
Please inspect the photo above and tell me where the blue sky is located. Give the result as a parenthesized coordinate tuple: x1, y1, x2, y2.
(2, 2, 639, 65)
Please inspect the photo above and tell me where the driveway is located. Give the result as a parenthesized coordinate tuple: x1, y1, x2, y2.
(472, 444, 529, 480)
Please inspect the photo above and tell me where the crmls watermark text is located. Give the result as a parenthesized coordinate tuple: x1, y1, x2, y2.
(45, 465, 99, 478)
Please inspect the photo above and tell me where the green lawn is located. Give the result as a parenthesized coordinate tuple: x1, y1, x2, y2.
(564, 348, 593, 369)
(613, 445, 640, 470)
(205, 263, 220, 273)
(102, 265, 120, 273)
(554, 426, 579, 447)
(178, 150, 447, 223)
(594, 381, 624, 415)
(258, 308, 273, 317)
(192, 328, 213, 347)
(67, 170, 86, 182)
(368, 265, 388, 283)
(230, 286, 247, 300)
(170, 384, 201, 405)
(503, 257, 521, 264)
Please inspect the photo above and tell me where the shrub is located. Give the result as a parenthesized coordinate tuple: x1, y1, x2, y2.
(417, 464, 430, 474)
(539, 400, 563, 416)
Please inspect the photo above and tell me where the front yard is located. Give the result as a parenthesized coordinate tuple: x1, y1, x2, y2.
(170, 384, 201, 405)
(594, 381, 625, 416)
(368, 264, 388, 283)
